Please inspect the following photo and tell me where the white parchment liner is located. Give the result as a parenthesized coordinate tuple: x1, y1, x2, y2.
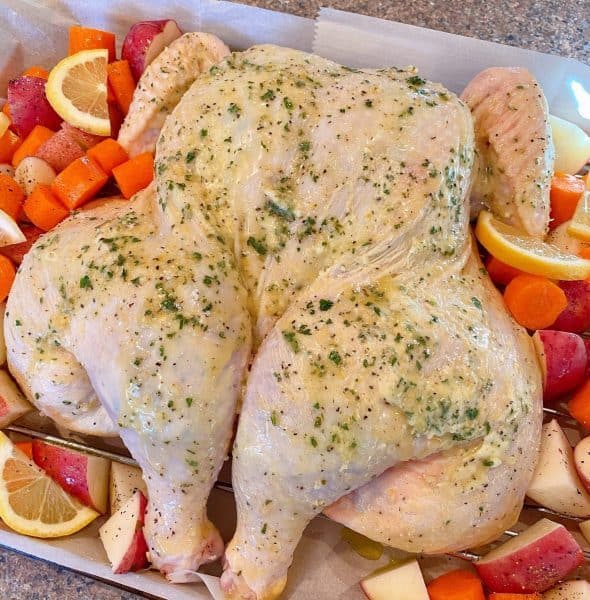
(0, 1, 589, 598)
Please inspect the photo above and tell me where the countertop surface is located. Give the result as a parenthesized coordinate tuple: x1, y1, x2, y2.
(1, 1, 588, 598)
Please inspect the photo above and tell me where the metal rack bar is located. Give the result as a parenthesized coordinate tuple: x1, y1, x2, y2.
(6, 419, 590, 563)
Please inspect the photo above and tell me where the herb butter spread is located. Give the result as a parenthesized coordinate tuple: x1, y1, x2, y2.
(5, 45, 542, 595)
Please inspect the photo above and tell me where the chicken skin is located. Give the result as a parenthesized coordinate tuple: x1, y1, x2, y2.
(5, 43, 545, 600)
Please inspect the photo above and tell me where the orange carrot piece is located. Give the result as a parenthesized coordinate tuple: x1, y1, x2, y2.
(68, 25, 116, 62)
(0, 129, 21, 163)
(488, 594, 542, 600)
(427, 569, 485, 600)
(0, 255, 16, 302)
(550, 172, 586, 228)
(112, 152, 154, 199)
(108, 103, 123, 139)
(503, 274, 568, 330)
(107, 60, 136, 115)
(106, 80, 117, 104)
(0, 174, 25, 220)
(11, 124, 55, 167)
(486, 255, 525, 287)
(2, 102, 11, 121)
(22, 65, 49, 79)
(24, 184, 70, 231)
(51, 156, 108, 210)
(569, 379, 590, 429)
(14, 440, 33, 459)
(87, 138, 128, 176)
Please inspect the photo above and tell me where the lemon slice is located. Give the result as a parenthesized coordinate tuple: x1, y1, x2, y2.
(568, 192, 590, 242)
(0, 209, 26, 247)
(475, 210, 590, 281)
(0, 113, 9, 139)
(0, 432, 98, 537)
(46, 49, 110, 136)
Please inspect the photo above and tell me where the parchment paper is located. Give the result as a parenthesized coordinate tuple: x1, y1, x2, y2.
(313, 7, 590, 131)
(0, 1, 589, 598)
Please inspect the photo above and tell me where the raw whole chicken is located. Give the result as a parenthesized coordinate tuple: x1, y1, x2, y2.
(5, 38, 548, 600)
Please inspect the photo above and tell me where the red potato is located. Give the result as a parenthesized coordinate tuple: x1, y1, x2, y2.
(59, 122, 104, 151)
(109, 461, 147, 514)
(532, 330, 587, 402)
(32, 439, 110, 513)
(543, 580, 590, 599)
(360, 559, 429, 600)
(14, 156, 56, 196)
(7, 76, 62, 138)
(35, 127, 85, 172)
(122, 19, 183, 81)
(574, 436, 590, 494)
(551, 280, 590, 333)
(526, 419, 590, 517)
(474, 518, 583, 593)
(0, 369, 32, 427)
(99, 489, 149, 574)
(584, 338, 590, 377)
(0, 225, 45, 265)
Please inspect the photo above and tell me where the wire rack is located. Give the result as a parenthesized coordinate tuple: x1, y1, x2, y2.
(4, 404, 590, 568)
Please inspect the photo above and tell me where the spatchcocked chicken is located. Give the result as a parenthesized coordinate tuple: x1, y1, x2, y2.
(5, 36, 548, 600)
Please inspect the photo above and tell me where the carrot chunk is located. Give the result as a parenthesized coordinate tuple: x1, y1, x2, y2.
(107, 60, 136, 116)
(503, 274, 567, 330)
(51, 156, 108, 210)
(68, 25, 116, 62)
(0, 174, 25, 220)
(11, 125, 55, 167)
(22, 66, 49, 79)
(569, 379, 590, 429)
(488, 594, 542, 600)
(0, 130, 22, 163)
(2, 102, 11, 121)
(0, 255, 16, 302)
(112, 152, 154, 199)
(87, 138, 128, 176)
(24, 184, 69, 231)
(550, 172, 586, 228)
(427, 569, 485, 600)
(486, 256, 525, 287)
(14, 440, 33, 459)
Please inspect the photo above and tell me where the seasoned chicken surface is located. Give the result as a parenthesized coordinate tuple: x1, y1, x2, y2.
(5, 43, 543, 600)
(461, 67, 554, 237)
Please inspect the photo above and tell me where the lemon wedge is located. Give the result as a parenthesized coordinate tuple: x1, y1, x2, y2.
(568, 191, 590, 242)
(45, 49, 110, 136)
(475, 210, 590, 281)
(0, 432, 98, 537)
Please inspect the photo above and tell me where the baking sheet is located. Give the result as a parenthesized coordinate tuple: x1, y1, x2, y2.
(0, 0, 589, 598)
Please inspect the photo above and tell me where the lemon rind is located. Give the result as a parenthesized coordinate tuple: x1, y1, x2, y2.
(45, 49, 111, 137)
(475, 210, 590, 281)
(0, 432, 99, 538)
